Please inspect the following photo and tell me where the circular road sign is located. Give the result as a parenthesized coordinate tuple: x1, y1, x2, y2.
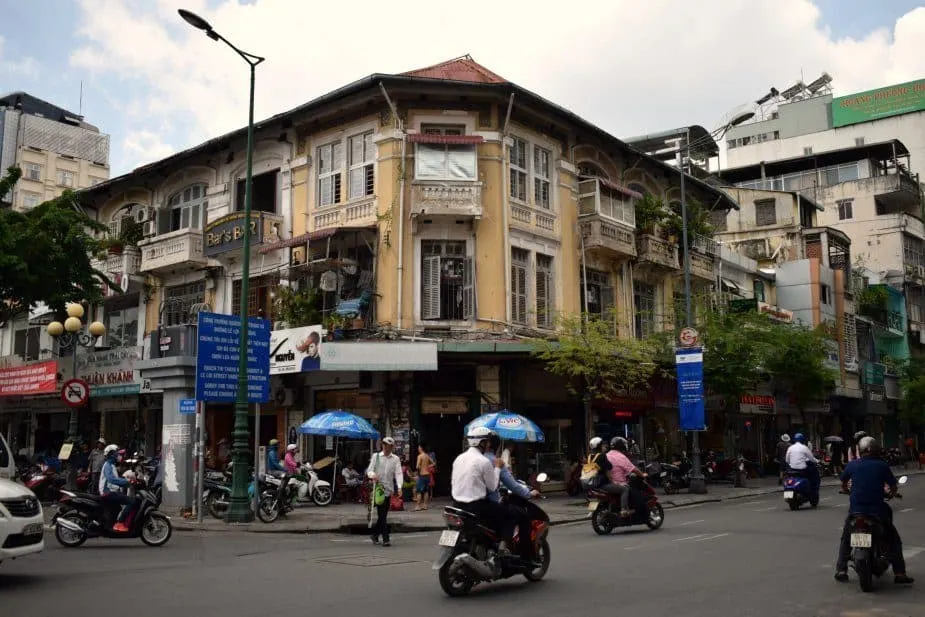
(679, 327, 699, 347)
(61, 378, 91, 407)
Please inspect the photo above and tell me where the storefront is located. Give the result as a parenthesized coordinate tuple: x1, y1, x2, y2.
(0, 359, 74, 458)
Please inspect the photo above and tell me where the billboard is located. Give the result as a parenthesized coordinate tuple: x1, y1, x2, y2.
(832, 78, 925, 127)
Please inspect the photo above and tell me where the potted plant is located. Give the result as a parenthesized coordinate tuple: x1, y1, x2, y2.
(634, 194, 667, 236)
(103, 236, 125, 256)
(326, 315, 346, 340)
(664, 199, 713, 248)
(119, 218, 145, 250)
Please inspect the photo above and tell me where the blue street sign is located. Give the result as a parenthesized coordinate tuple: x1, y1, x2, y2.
(179, 399, 197, 415)
(195, 312, 271, 403)
(675, 347, 705, 431)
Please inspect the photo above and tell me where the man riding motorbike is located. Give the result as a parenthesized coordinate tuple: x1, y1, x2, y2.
(450, 427, 512, 554)
(266, 439, 286, 473)
(606, 436, 646, 518)
(848, 430, 868, 462)
(834, 436, 913, 584)
(485, 433, 540, 565)
(99, 444, 139, 532)
(785, 432, 820, 507)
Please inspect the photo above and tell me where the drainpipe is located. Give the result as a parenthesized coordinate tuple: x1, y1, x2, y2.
(379, 82, 406, 331)
(501, 93, 515, 323)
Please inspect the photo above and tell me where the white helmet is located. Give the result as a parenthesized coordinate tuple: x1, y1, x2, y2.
(781, 434, 791, 443)
(466, 426, 494, 448)
(286, 443, 297, 452)
(589, 436, 603, 450)
(122, 470, 136, 481)
(104, 444, 119, 457)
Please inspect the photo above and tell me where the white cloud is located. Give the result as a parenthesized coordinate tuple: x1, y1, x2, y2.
(70, 0, 925, 172)
(123, 129, 176, 167)
(0, 36, 39, 78)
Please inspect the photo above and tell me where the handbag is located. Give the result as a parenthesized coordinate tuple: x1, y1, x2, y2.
(372, 454, 387, 506)
(389, 492, 404, 511)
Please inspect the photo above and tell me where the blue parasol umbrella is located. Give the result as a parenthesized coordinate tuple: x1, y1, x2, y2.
(299, 410, 380, 440)
(463, 411, 545, 443)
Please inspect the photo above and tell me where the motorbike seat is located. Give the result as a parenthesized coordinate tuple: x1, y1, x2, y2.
(444, 506, 479, 520)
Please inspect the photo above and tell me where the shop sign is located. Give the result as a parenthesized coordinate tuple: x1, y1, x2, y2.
(422, 396, 468, 415)
(739, 393, 776, 415)
(269, 325, 323, 374)
(203, 211, 277, 257)
(832, 78, 925, 127)
(320, 342, 438, 371)
(0, 360, 58, 397)
(757, 302, 793, 323)
(77, 346, 147, 397)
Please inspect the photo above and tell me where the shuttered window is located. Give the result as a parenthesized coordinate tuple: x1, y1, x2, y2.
(317, 141, 344, 207)
(536, 254, 554, 328)
(421, 241, 473, 321)
(348, 131, 375, 200)
(510, 137, 528, 201)
(511, 248, 529, 324)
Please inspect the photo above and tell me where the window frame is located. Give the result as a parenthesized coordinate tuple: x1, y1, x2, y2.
(105, 306, 139, 348)
(414, 125, 477, 182)
(56, 169, 75, 187)
(510, 137, 528, 202)
(161, 184, 207, 234)
(511, 247, 529, 325)
(347, 131, 375, 200)
(633, 280, 656, 339)
(21, 191, 41, 209)
(754, 199, 777, 227)
(317, 140, 345, 207)
(24, 163, 42, 181)
(419, 239, 473, 322)
(533, 145, 551, 210)
(837, 199, 854, 221)
(163, 281, 206, 326)
(535, 253, 554, 328)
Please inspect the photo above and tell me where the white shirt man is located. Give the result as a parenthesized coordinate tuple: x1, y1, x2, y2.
(451, 446, 501, 503)
(785, 441, 818, 471)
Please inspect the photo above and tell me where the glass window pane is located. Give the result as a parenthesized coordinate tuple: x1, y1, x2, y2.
(416, 145, 446, 179)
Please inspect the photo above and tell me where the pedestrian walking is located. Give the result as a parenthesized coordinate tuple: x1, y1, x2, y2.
(776, 434, 790, 485)
(366, 436, 403, 546)
(88, 438, 106, 495)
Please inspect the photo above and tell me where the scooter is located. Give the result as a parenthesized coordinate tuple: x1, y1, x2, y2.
(588, 474, 665, 534)
(660, 457, 692, 494)
(24, 463, 66, 503)
(293, 462, 333, 507)
(783, 470, 818, 510)
(845, 475, 908, 593)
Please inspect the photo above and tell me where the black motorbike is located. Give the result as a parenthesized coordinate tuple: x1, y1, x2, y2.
(844, 475, 908, 593)
(659, 457, 692, 494)
(256, 471, 295, 523)
(588, 474, 665, 534)
(433, 473, 551, 597)
(52, 478, 172, 547)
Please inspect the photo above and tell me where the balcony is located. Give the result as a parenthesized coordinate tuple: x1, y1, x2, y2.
(871, 172, 921, 215)
(510, 203, 558, 236)
(410, 181, 483, 219)
(689, 251, 716, 281)
(91, 247, 143, 296)
(579, 216, 636, 259)
(313, 198, 378, 231)
(138, 229, 208, 274)
(636, 234, 679, 271)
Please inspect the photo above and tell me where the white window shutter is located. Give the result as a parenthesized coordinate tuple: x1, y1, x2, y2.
(422, 255, 441, 319)
(463, 257, 474, 320)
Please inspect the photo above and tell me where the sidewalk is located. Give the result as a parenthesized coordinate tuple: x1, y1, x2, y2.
(167, 468, 925, 534)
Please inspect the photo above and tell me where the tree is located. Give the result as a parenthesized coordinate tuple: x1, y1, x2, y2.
(899, 357, 925, 427)
(0, 166, 111, 321)
(764, 322, 836, 414)
(534, 311, 658, 432)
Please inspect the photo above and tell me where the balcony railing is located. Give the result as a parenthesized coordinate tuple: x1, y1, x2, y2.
(92, 247, 143, 296)
(511, 203, 558, 235)
(312, 198, 378, 231)
(636, 234, 679, 270)
(691, 233, 719, 256)
(688, 251, 716, 281)
(579, 216, 636, 259)
(138, 229, 208, 273)
(411, 181, 483, 218)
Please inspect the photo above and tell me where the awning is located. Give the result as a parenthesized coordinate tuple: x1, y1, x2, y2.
(721, 278, 742, 293)
(408, 133, 484, 145)
(599, 178, 643, 200)
(258, 225, 376, 254)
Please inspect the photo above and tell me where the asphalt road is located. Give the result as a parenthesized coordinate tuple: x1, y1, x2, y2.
(3, 479, 925, 617)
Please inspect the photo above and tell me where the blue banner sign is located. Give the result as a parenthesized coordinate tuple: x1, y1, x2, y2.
(179, 399, 197, 415)
(195, 312, 271, 403)
(676, 347, 705, 431)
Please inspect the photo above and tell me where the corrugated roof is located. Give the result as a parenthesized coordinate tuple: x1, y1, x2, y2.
(401, 55, 507, 84)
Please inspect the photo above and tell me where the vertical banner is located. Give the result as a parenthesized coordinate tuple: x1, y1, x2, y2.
(676, 347, 705, 431)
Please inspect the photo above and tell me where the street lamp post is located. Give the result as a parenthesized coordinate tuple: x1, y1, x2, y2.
(47, 303, 106, 488)
(179, 8, 265, 523)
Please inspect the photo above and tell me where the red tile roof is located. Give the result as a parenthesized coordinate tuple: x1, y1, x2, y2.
(401, 55, 507, 84)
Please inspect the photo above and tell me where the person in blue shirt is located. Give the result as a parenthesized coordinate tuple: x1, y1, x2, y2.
(99, 444, 139, 532)
(484, 434, 539, 565)
(834, 437, 913, 584)
(266, 439, 286, 473)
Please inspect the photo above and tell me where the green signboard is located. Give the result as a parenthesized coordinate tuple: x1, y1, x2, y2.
(832, 78, 925, 127)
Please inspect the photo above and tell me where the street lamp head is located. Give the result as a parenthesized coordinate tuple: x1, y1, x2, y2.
(88, 321, 106, 338)
(47, 321, 64, 337)
(64, 316, 82, 333)
(178, 9, 216, 35)
(66, 303, 85, 319)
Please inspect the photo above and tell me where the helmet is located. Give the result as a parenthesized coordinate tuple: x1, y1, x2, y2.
(104, 444, 119, 457)
(382, 436, 395, 446)
(854, 431, 868, 444)
(286, 444, 297, 452)
(859, 436, 880, 455)
(793, 433, 806, 444)
(589, 436, 603, 450)
(610, 436, 628, 452)
(269, 439, 279, 447)
(122, 470, 136, 481)
(466, 426, 494, 448)
(780, 434, 791, 443)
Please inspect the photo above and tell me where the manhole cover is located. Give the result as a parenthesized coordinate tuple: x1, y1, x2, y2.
(317, 555, 419, 567)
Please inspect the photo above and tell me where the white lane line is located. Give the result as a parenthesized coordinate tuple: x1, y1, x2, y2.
(820, 497, 833, 502)
(679, 519, 705, 526)
(753, 506, 777, 512)
(903, 546, 924, 560)
(673, 534, 708, 542)
(900, 507, 914, 513)
(694, 533, 731, 542)
(623, 545, 644, 551)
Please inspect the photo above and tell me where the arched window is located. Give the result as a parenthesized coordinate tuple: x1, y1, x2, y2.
(161, 183, 207, 233)
(628, 183, 649, 198)
(578, 162, 609, 181)
(108, 203, 139, 236)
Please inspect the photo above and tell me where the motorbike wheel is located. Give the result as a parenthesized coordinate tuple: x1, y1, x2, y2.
(54, 511, 87, 548)
(645, 503, 665, 530)
(257, 497, 280, 523)
(523, 539, 551, 582)
(662, 480, 678, 495)
(438, 555, 474, 597)
(855, 551, 874, 593)
(140, 512, 173, 547)
(312, 486, 333, 507)
(590, 505, 614, 535)
(207, 491, 230, 519)
(788, 501, 800, 511)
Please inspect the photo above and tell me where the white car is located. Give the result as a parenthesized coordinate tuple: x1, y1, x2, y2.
(0, 433, 44, 564)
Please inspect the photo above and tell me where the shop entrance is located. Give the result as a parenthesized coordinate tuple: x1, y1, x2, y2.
(420, 410, 469, 497)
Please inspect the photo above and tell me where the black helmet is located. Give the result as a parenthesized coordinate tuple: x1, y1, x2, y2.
(610, 436, 628, 452)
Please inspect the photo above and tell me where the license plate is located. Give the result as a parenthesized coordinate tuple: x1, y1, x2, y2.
(783, 491, 794, 499)
(850, 533, 872, 548)
(587, 502, 598, 511)
(660, 472, 667, 477)
(22, 522, 43, 536)
(438, 530, 460, 547)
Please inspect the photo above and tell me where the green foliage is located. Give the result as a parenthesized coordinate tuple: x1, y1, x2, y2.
(899, 357, 925, 426)
(763, 322, 837, 411)
(273, 285, 323, 328)
(665, 198, 714, 247)
(857, 285, 889, 312)
(634, 194, 668, 233)
(0, 166, 111, 321)
(534, 310, 658, 400)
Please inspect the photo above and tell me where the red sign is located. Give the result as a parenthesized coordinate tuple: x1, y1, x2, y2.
(0, 360, 58, 396)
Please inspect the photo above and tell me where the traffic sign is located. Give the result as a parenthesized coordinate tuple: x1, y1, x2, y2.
(179, 398, 197, 415)
(195, 312, 271, 403)
(675, 347, 705, 431)
(679, 327, 699, 347)
(61, 378, 90, 407)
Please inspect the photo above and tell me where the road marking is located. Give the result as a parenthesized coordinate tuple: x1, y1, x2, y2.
(753, 506, 777, 512)
(623, 545, 643, 551)
(900, 508, 914, 513)
(820, 496, 833, 502)
(679, 519, 704, 526)
(694, 533, 730, 542)
(903, 546, 924, 560)
(673, 534, 708, 542)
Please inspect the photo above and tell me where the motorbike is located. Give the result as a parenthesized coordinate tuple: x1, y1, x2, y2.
(292, 462, 334, 506)
(203, 470, 232, 519)
(433, 473, 551, 597)
(51, 477, 173, 548)
(845, 475, 908, 593)
(256, 472, 296, 523)
(660, 457, 692, 495)
(25, 463, 66, 503)
(588, 474, 665, 534)
(783, 469, 819, 510)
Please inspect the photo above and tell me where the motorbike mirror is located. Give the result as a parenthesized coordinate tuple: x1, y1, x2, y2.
(535, 472, 549, 483)
(898, 475, 909, 485)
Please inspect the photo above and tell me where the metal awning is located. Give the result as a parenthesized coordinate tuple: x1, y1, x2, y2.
(258, 225, 375, 254)
(599, 178, 643, 199)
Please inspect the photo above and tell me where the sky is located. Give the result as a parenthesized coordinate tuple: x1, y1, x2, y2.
(2, 0, 925, 176)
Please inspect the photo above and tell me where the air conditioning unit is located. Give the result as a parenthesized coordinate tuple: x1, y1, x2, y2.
(142, 221, 156, 237)
(134, 205, 154, 223)
(273, 387, 295, 407)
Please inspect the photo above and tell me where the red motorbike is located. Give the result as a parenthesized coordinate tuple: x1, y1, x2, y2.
(587, 474, 665, 534)
(24, 464, 66, 502)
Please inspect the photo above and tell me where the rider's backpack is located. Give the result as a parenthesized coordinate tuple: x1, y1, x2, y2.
(580, 453, 604, 488)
